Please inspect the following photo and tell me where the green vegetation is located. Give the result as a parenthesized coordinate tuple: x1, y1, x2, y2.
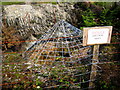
(3, 53, 89, 89)
(77, 2, 120, 61)
(81, 9, 97, 26)
(2, 2, 120, 89)
(1, 2, 24, 5)
(76, 2, 120, 89)
(0, 2, 60, 5)
(77, 2, 120, 27)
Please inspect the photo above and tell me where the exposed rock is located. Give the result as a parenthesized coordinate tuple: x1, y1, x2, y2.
(3, 3, 79, 51)
(3, 3, 76, 38)
(21, 34, 37, 51)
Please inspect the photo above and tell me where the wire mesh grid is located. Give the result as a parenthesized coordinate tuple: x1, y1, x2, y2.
(2, 20, 100, 89)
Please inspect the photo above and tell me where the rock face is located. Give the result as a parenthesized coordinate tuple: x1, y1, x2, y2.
(3, 3, 77, 38)
(21, 34, 37, 51)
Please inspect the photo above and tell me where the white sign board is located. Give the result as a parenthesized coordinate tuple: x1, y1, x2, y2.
(83, 26, 112, 46)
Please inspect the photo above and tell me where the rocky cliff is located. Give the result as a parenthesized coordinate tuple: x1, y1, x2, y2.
(3, 3, 78, 38)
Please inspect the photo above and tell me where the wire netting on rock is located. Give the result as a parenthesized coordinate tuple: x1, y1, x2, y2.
(23, 20, 93, 89)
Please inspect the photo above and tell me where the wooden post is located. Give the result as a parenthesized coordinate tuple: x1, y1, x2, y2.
(83, 26, 112, 89)
(89, 45, 100, 89)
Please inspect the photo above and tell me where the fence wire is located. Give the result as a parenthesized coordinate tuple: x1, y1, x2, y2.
(2, 20, 120, 89)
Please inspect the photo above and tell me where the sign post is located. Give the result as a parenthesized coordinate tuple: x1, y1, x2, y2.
(83, 26, 112, 89)
(89, 45, 99, 88)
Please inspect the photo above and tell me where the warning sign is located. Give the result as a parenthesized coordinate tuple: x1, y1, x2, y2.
(83, 26, 112, 46)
